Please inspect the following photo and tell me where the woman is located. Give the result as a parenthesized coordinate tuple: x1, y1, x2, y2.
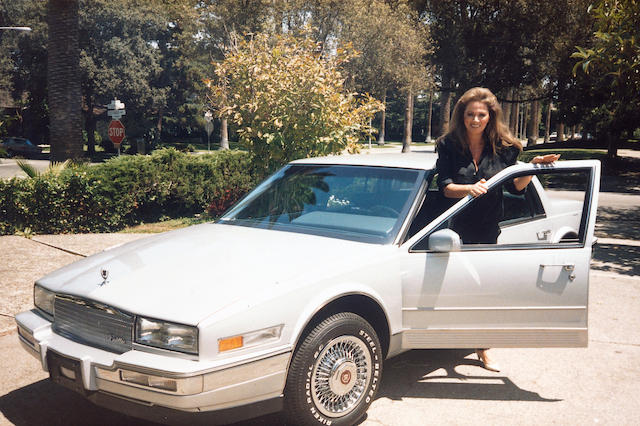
(435, 87, 559, 371)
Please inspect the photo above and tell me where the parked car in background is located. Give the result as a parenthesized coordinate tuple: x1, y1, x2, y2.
(16, 153, 600, 425)
(0, 137, 41, 158)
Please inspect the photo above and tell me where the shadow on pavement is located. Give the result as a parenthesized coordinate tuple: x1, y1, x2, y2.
(592, 244, 640, 276)
(0, 379, 157, 426)
(596, 206, 640, 241)
(0, 378, 284, 426)
(376, 349, 560, 403)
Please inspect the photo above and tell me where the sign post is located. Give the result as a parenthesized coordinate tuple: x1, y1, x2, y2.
(204, 111, 213, 152)
(107, 98, 126, 155)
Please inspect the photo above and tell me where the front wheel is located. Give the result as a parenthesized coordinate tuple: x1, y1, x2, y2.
(285, 312, 382, 426)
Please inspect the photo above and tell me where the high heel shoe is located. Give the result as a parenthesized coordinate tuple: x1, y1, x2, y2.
(476, 349, 500, 372)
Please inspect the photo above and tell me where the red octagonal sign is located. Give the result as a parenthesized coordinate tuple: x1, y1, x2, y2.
(108, 120, 125, 146)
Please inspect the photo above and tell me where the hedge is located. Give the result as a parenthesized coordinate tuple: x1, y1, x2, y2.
(0, 148, 257, 235)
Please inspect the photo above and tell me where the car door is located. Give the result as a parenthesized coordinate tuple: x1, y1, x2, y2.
(399, 160, 600, 349)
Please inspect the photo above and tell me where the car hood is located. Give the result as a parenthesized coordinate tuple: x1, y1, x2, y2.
(37, 223, 385, 325)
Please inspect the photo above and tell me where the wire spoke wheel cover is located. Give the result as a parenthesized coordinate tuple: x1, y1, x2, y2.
(311, 336, 372, 417)
(285, 312, 382, 426)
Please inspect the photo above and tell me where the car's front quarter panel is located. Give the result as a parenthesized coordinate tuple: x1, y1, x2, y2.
(197, 244, 404, 363)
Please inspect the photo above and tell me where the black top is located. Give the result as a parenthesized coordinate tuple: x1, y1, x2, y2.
(435, 135, 522, 244)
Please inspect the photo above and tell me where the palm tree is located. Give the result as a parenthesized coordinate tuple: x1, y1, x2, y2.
(48, 0, 83, 161)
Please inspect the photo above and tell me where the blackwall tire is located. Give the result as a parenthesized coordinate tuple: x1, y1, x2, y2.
(285, 312, 382, 426)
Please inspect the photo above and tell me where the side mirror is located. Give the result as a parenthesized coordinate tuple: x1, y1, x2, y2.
(428, 229, 461, 252)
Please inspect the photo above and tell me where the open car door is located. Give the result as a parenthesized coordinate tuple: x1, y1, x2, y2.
(400, 160, 600, 349)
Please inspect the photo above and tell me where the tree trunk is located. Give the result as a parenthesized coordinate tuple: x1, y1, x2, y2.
(402, 89, 413, 153)
(558, 123, 565, 143)
(511, 102, 520, 138)
(377, 91, 386, 145)
(509, 100, 518, 135)
(84, 93, 96, 157)
(156, 107, 163, 138)
(607, 131, 619, 158)
(503, 88, 512, 128)
(48, 0, 83, 161)
(425, 89, 433, 142)
(440, 89, 452, 135)
(544, 101, 552, 143)
(520, 103, 528, 140)
(527, 100, 540, 145)
(220, 117, 229, 149)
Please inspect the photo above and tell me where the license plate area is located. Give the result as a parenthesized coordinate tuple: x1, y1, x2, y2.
(47, 351, 90, 396)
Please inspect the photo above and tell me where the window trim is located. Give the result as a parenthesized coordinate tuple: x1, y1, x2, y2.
(408, 166, 596, 253)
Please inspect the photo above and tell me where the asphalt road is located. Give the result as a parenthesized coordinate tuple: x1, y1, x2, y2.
(0, 159, 51, 179)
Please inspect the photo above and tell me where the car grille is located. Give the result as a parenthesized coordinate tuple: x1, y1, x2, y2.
(53, 295, 134, 354)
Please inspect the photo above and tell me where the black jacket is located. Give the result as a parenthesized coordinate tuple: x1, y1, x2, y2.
(435, 136, 522, 244)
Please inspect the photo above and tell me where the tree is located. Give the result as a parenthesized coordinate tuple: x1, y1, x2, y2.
(340, 0, 432, 149)
(48, 0, 83, 161)
(418, 0, 589, 136)
(198, 0, 272, 149)
(572, 0, 640, 157)
(78, 0, 205, 154)
(208, 31, 382, 175)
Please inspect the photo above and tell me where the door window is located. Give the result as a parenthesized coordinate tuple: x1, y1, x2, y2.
(411, 167, 595, 251)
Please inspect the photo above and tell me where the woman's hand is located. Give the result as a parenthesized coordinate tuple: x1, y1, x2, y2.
(513, 153, 561, 191)
(531, 153, 561, 164)
(468, 179, 488, 197)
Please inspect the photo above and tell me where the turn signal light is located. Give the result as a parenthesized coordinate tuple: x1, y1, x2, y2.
(218, 336, 243, 352)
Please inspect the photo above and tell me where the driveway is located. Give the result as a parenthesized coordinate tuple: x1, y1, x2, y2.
(1, 146, 639, 425)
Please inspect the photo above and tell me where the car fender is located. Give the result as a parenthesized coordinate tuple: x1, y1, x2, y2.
(551, 225, 579, 243)
(288, 282, 393, 355)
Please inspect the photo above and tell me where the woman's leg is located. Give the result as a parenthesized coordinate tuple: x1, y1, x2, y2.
(476, 349, 500, 372)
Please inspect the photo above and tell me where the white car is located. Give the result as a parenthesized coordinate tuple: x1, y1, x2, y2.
(16, 153, 600, 425)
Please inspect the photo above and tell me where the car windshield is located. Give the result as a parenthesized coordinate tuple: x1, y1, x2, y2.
(219, 164, 424, 244)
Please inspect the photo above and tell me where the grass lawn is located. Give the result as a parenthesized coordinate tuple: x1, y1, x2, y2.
(519, 148, 608, 162)
(119, 216, 211, 234)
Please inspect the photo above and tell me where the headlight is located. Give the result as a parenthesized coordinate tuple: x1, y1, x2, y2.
(135, 317, 198, 355)
(34, 285, 55, 317)
(218, 324, 284, 353)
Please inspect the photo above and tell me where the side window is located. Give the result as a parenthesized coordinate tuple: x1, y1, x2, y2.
(500, 179, 545, 225)
(411, 168, 593, 251)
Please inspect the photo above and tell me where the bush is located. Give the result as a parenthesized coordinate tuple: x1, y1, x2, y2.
(0, 148, 256, 235)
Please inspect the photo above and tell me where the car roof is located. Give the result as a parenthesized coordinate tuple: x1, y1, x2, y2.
(291, 151, 438, 170)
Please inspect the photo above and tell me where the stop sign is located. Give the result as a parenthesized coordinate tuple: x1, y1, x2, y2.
(108, 120, 125, 146)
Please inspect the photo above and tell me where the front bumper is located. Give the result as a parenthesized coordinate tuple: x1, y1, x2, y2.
(16, 310, 290, 418)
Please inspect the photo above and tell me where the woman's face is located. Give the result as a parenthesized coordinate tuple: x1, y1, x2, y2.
(463, 101, 490, 138)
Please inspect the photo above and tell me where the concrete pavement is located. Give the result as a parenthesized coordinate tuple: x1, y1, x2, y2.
(0, 235, 639, 425)
(1, 144, 639, 425)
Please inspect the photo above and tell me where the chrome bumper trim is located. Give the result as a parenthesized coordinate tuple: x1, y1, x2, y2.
(16, 309, 291, 412)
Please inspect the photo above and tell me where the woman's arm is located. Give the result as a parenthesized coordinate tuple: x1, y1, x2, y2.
(512, 153, 561, 191)
(444, 179, 488, 198)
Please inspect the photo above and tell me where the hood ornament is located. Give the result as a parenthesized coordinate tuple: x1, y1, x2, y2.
(99, 269, 109, 286)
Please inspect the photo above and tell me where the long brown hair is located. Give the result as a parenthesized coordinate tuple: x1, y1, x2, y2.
(443, 87, 521, 155)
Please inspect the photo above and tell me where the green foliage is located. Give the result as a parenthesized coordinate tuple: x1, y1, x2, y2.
(571, 0, 640, 155)
(0, 149, 255, 235)
(208, 31, 383, 174)
(16, 159, 71, 178)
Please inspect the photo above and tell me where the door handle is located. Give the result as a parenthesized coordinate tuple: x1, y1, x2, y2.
(540, 264, 576, 280)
